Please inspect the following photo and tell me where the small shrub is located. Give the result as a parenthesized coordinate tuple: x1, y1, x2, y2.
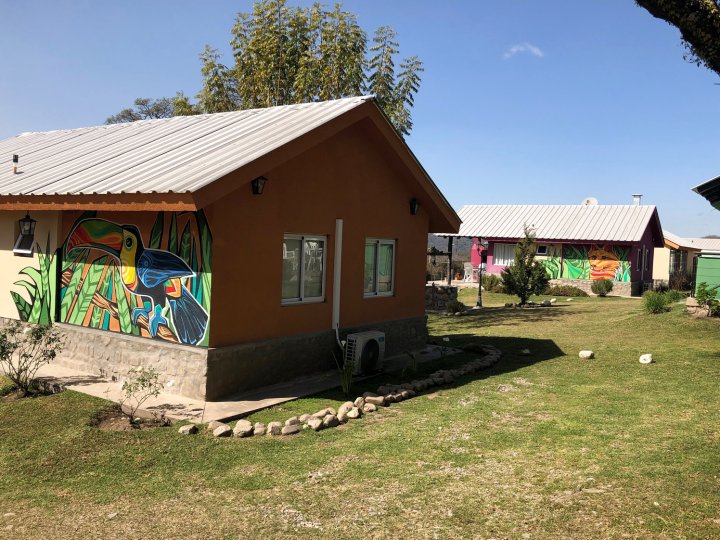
(481, 274, 505, 293)
(446, 299, 466, 313)
(332, 350, 353, 397)
(643, 291, 671, 314)
(695, 282, 720, 317)
(664, 289, 684, 303)
(591, 279, 613, 297)
(118, 366, 164, 425)
(545, 285, 589, 297)
(0, 321, 64, 396)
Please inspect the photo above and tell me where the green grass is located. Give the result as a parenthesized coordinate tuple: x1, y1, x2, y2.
(1, 296, 719, 539)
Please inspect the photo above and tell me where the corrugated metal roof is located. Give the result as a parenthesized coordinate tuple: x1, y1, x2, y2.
(0, 96, 373, 196)
(664, 230, 720, 251)
(448, 204, 659, 243)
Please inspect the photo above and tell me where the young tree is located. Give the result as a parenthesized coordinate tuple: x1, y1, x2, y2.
(501, 226, 550, 305)
(106, 97, 175, 124)
(636, 1, 720, 77)
(108, 0, 423, 135)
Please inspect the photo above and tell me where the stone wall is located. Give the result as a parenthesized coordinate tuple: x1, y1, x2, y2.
(549, 278, 639, 297)
(425, 284, 458, 310)
(52, 322, 209, 400)
(9, 315, 428, 402)
(206, 316, 428, 400)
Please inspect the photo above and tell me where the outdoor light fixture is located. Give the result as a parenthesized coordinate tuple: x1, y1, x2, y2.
(19, 213, 36, 236)
(13, 212, 37, 257)
(409, 198, 419, 215)
(12, 154, 18, 174)
(251, 176, 267, 195)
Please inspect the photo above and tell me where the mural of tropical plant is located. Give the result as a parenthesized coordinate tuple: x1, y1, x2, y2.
(59, 210, 212, 347)
(560, 244, 631, 282)
(562, 245, 591, 280)
(11, 233, 56, 325)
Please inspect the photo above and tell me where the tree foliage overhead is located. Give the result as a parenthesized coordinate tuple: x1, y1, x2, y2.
(500, 226, 550, 306)
(636, 0, 720, 77)
(107, 0, 423, 135)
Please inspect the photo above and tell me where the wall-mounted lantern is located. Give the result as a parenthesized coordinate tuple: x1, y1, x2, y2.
(409, 198, 419, 215)
(251, 176, 267, 195)
(13, 212, 37, 257)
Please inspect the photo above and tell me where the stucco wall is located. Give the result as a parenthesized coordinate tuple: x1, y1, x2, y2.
(0, 211, 61, 320)
(206, 118, 430, 348)
(653, 247, 670, 281)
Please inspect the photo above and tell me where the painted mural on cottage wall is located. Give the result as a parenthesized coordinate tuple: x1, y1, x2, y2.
(8, 210, 213, 347)
(542, 244, 631, 282)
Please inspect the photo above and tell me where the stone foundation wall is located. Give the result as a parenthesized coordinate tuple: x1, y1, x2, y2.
(549, 278, 640, 297)
(6, 315, 428, 402)
(206, 316, 428, 400)
(425, 285, 458, 310)
(53, 322, 209, 400)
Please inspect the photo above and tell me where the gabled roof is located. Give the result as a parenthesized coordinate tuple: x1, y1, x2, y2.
(664, 230, 720, 251)
(0, 96, 460, 232)
(447, 204, 663, 246)
(693, 175, 720, 210)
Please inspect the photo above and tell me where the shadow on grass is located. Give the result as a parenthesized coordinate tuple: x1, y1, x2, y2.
(433, 304, 577, 329)
(307, 334, 565, 403)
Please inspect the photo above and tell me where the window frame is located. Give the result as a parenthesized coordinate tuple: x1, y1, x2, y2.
(536, 244, 548, 256)
(364, 238, 396, 298)
(281, 233, 327, 305)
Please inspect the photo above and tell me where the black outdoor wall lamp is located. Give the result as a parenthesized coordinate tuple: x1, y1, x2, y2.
(251, 176, 267, 195)
(13, 212, 37, 257)
(409, 198, 419, 215)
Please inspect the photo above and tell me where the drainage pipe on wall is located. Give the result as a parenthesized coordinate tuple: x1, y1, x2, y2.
(332, 218, 343, 349)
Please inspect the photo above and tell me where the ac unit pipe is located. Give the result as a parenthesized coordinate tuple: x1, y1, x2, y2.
(332, 218, 344, 350)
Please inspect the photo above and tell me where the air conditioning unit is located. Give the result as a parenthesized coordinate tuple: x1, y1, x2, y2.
(344, 330, 385, 376)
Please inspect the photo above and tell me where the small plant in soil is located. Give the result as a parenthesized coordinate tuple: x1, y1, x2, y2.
(0, 320, 64, 397)
(118, 366, 164, 425)
(332, 350, 354, 397)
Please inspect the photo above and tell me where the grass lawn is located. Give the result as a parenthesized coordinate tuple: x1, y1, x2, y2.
(1, 293, 719, 539)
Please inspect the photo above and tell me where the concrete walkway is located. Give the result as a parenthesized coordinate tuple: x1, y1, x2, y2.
(34, 344, 457, 423)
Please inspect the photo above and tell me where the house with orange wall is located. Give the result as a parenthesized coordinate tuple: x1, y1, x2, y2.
(0, 96, 460, 400)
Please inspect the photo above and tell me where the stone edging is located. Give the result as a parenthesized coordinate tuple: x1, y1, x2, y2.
(181, 345, 503, 438)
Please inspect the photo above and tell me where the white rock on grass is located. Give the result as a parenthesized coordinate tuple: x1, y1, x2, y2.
(285, 416, 300, 427)
(353, 397, 365, 409)
(207, 420, 225, 431)
(322, 414, 340, 428)
(281, 424, 301, 436)
(550, 298, 557, 304)
(346, 407, 362, 419)
(337, 401, 354, 418)
(639, 354, 653, 364)
(178, 424, 198, 435)
(363, 403, 377, 413)
(566, 298, 573, 302)
(579, 350, 595, 359)
(253, 422, 267, 436)
(299, 414, 310, 423)
(307, 417, 323, 431)
(267, 421, 283, 436)
(233, 419, 254, 438)
(213, 424, 232, 438)
(364, 395, 386, 407)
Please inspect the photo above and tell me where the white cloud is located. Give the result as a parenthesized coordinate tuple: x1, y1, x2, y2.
(503, 42, 545, 60)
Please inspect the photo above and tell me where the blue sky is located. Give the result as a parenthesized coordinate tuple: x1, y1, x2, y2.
(1, 0, 719, 236)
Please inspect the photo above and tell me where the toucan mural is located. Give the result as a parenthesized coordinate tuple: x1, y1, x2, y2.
(58, 211, 212, 347)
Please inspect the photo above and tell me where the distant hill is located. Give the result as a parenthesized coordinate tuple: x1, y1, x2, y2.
(427, 234, 473, 260)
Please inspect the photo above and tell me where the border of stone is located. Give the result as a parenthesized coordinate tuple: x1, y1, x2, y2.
(188, 345, 503, 438)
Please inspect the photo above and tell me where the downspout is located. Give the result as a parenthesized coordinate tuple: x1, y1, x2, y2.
(333, 218, 343, 349)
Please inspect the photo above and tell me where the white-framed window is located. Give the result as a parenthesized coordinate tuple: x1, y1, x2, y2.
(282, 234, 326, 304)
(493, 243, 516, 266)
(364, 239, 395, 296)
(536, 244, 548, 256)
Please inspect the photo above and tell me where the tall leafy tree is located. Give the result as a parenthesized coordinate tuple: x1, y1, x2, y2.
(636, 0, 720, 77)
(501, 226, 550, 306)
(106, 97, 174, 124)
(107, 0, 423, 135)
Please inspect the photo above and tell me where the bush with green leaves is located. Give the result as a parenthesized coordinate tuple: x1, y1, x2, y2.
(0, 321, 64, 396)
(591, 279, 614, 297)
(643, 291, 672, 314)
(446, 299, 466, 314)
(481, 273, 505, 293)
(544, 284, 589, 297)
(501, 226, 550, 305)
(695, 282, 720, 317)
(118, 366, 164, 425)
